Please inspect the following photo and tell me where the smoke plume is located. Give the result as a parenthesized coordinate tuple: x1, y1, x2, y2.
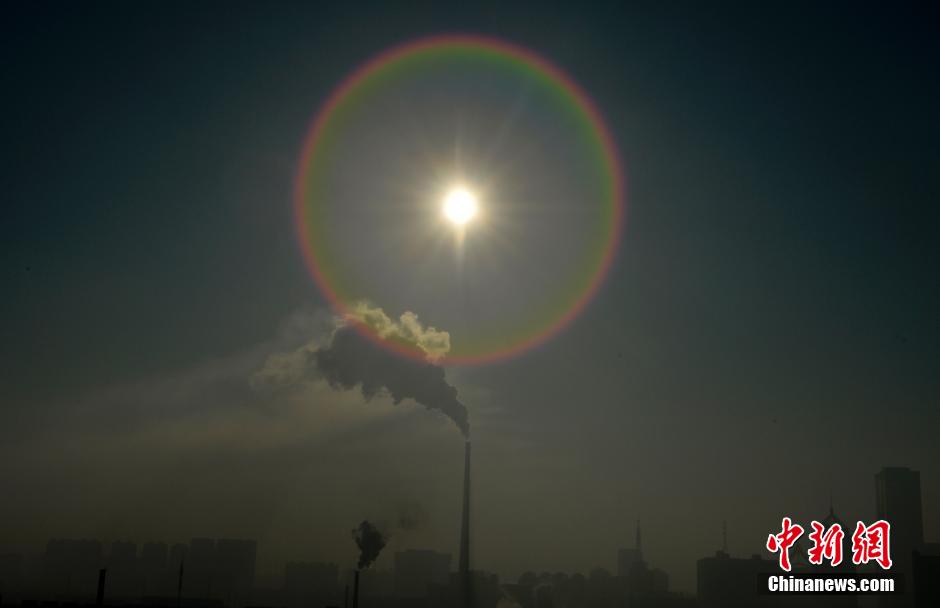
(352, 520, 387, 570)
(250, 302, 470, 437)
(314, 310, 469, 437)
(345, 301, 451, 361)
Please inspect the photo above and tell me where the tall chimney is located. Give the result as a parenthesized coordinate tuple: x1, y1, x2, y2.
(352, 570, 360, 608)
(177, 559, 184, 608)
(96, 568, 107, 607)
(459, 441, 471, 578)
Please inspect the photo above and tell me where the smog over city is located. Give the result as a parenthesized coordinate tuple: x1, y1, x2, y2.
(2, 3, 939, 608)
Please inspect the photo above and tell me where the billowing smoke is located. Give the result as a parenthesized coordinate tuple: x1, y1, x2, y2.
(313, 307, 469, 437)
(352, 520, 387, 570)
(345, 301, 451, 361)
(250, 302, 470, 437)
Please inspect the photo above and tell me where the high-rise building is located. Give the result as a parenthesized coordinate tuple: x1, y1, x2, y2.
(875, 467, 924, 562)
(0, 553, 24, 596)
(617, 520, 643, 578)
(139, 542, 168, 597)
(214, 538, 257, 607)
(697, 551, 779, 608)
(876, 467, 924, 607)
(42, 539, 104, 600)
(108, 540, 139, 599)
(187, 538, 216, 598)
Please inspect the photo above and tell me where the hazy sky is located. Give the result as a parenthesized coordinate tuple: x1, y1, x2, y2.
(2, 1, 938, 594)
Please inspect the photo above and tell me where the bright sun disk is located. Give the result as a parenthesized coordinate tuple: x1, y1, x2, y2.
(443, 187, 478, 226)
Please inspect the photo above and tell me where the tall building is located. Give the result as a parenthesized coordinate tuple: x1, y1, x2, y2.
(42, 539, 104, 600)
(214, 538, 257, 607)
(616, 520, 669, 597)
(617, 520, 643, 578)
(816, 503, 856, 575)
(108, 540, 139, 599)
(139, 542, 169, 597)
(182, 537, 256, 606)
(876, 467, 924, 607)
(0, 553, 24, 596)
(786, 504, 858, 607)
(697, 551, 779, 608)
(187, 538, 216, 598)
(875, 467, 924, 562)
(394, 550, 451, 598)
(912, 551, 940, 607)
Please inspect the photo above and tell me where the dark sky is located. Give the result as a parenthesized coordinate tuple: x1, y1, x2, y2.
(2, 0, 939, 594)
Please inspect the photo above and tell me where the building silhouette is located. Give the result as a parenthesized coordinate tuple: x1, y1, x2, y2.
(283, 561, 338, 608)
(617, 520, 642, 579)
(393, 549, 451, 598)
(615, 521, 669, 598)
(786, 503, 858, 608)
(139, 542, 169, 597)
(876, 467, 924, 565)
(212, 539, 257, 608)
(876, 467, 924, 607)
(697, 550, 778, 608)
(108, 540, 139, 599)
(0, 552, 25, 598)
(911, 550, 940, 607)
(41, 539, 104, 600)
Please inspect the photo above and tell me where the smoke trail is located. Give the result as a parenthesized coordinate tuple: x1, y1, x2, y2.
(250, 302, 470, 437)
(352, 520, 387, 570)
(314, 317, 469, 437)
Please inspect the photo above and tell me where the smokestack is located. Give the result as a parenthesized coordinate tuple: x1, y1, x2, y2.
(458, 441, 472, 608)
(352, 570, 360, 608)
(177, 559, 184, 608)
(636, 519, 642, 560)
(96, 568, 107, 607)
(459, 441, 471, 577)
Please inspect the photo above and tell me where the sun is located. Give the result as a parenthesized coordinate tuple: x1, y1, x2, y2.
(442, 187, 478, 226)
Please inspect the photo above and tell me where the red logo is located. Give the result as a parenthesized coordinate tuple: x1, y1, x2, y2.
(767, 517, 892, 571)
(851, 520, 892, 570)
(766, 517, 804, 572)
(807, 521, 844, 567)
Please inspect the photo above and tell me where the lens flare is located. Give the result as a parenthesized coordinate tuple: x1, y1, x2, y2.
(295, 34, 626, 365)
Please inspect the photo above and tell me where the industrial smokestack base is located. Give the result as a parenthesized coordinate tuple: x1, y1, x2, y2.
(96, 568, 107, 607)
(352, 570, 360, 608)
(459, 441, 471, 577)
(458, 441, 472, 608)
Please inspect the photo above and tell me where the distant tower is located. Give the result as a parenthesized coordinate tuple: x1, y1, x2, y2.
(636, 519, 643, 562)
(875, 467, 924, 551)
(459, 441, 471, 577)
(875, 466, 924, 594)
(722, 520, 727, 553)
(617, 521, 644, 578)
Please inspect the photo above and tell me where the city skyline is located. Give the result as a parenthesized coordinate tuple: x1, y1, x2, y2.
(1, 465, 934, 602)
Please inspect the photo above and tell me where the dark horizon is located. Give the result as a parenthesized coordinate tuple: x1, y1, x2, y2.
(0, 464, 935, 608)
